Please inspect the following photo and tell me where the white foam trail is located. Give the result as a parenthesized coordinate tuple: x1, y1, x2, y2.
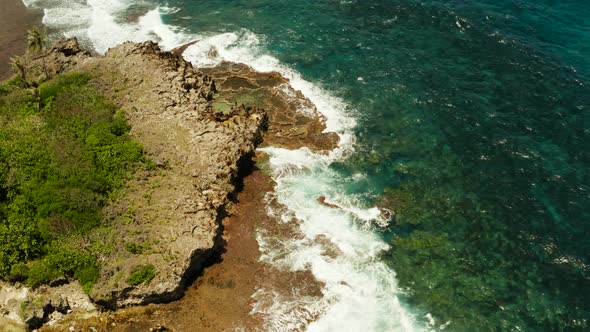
(255, 149, 420, 331)
(21, 0, 92, 45)
(19, 0, 422, 329)
(251, 287, 330, 331)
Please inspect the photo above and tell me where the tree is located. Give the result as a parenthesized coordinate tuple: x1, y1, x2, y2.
(9, 56, 28, 87)
(27, 26, 49, 79)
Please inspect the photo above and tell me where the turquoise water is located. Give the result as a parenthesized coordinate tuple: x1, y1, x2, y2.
(165, 1, 590, 330)
(24, 0, 590, 330)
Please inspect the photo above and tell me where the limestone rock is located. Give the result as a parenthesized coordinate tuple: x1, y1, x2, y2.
(202, 61, 339, 151)
(44, 37, 90, 77)
(0, 281, 96, 330)
(42, 40, 268, 309)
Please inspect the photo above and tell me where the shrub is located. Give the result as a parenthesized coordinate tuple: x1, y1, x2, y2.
(44, 245, 95, 274)
(127, 264, 155, 286)
(0, 213, 47, 276)
(38, 72, 91, 105)
(125, 242, 150, 254)
(74, 265, 99, 293)
(9, 262, 29, 282)
(25, 260, 60, 288)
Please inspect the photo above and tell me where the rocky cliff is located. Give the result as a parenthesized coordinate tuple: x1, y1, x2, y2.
(74, 40, 266, 308)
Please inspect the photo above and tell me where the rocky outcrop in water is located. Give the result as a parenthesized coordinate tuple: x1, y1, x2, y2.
(201, 62, 339, 152)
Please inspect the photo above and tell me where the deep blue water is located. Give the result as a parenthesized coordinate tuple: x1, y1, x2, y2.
(25, 0, 590, 329)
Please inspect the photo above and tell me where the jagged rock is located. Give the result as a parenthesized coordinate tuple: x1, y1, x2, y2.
(39, 40, 267, 309)
(21, 291, 68, 328)
(201, 61, 339, 151)
(0, 282, 28, 329)
(21, 304, 44, 328)
(0, 281, 97, 330)
(50, 38, 88, 57)
(41, 38, 90, 77)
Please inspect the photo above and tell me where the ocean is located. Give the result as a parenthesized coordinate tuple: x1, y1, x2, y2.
(20, 0, 590, 330)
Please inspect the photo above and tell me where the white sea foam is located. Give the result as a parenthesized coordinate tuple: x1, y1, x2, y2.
(255, 148, 420, 331)
(20, 1, 422, 330)
(251, 287, 331, 331)
(21, 0, 190, 54)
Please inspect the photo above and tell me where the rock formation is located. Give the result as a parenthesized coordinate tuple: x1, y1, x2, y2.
(201, 62, 339, 151)
(75, 40, 267, 308)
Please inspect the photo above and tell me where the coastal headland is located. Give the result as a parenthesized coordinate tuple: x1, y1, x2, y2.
(0, 21, 337, 331)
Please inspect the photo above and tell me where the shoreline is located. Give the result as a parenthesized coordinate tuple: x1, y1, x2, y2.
(3, 0, 414, 329)
(0, 0, 42, 80)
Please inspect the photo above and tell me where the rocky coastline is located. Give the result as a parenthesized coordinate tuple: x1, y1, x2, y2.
(0, 37, 336, 331)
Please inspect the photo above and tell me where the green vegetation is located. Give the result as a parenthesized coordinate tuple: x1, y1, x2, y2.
(255, 152, 272, 177)
(127, 264, 155, 286)
(0, 72, 146, 291)
(125, 242, 150, 254)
